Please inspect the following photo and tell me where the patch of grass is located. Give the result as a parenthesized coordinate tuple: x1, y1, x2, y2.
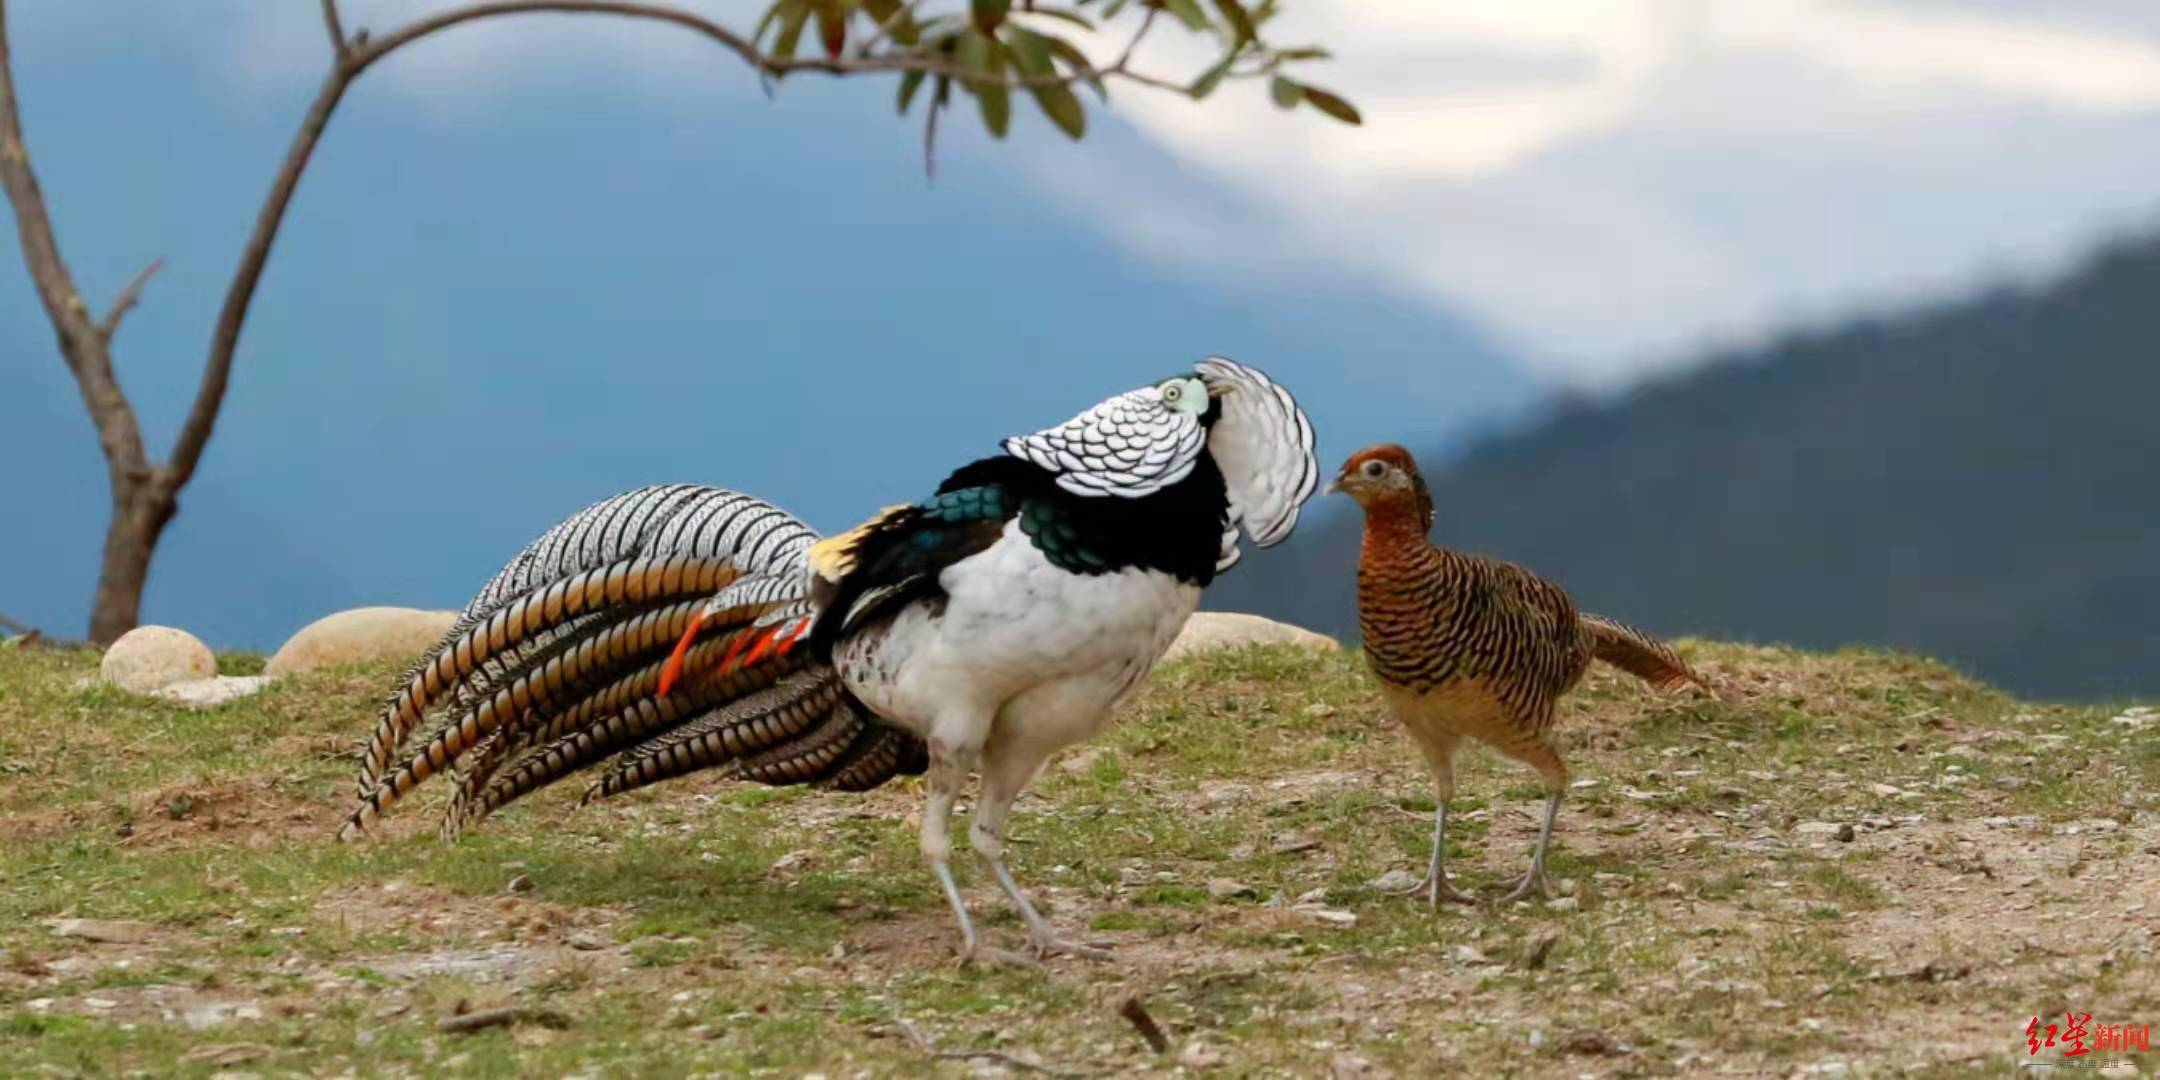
(0, 641, 2148, 1076)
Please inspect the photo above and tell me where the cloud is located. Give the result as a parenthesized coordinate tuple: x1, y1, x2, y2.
(1034, 0, 2160, 384)
(42, 0, 2160, 386)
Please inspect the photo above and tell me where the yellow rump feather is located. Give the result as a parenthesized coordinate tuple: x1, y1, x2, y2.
(807, 504, 912, 581)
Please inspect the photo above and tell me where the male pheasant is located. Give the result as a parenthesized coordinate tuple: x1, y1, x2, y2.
(342, 357, 1319, 965)
(1330, 443, 1704, 904)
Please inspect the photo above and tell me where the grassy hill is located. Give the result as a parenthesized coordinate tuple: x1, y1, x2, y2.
(0, 641, 2151, 1075)
(1212, 233, 2160, 702)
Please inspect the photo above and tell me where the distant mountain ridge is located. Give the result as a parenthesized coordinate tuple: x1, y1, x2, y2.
(1213, 232, 2160, 701)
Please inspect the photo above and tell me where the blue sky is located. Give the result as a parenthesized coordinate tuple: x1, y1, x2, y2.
(0, 3, 1526, 647)
(7, 1, 2160, 647)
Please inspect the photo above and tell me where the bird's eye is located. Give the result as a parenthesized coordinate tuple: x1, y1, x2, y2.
(1163, 385, 1181, 402)
(1362, 460, 1386, 479)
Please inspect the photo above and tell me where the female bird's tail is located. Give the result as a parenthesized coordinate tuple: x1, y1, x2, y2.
(1579, 613, 1704, 693)
(338, 485, 923, 843)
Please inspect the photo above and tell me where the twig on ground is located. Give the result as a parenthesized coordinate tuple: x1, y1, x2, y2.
(1118, 995, 1170, 1054)
(891, 1006, 1073, 1075)
(439, 1005, 571, 1034)
(1862, 961, 1970, 984)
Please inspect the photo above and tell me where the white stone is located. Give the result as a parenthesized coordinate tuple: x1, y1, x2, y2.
(1161, 611, 1339, 662)
(100, 625, 215, 693)
(264, 607, 458, 676)
(1207, 878, 1257, 901)
(152, 676, 272, 709)
(1367, 869, 1421, 892)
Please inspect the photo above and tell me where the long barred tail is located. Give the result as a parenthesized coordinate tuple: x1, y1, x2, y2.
(340, 485, 925, 843)
(1580, 613, 1704, 693)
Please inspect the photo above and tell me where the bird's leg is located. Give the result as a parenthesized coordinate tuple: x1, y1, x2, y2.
(1500, 790, 1563, 903)
(1395, 734, 1476, 906)
(1496, 737, 1568, 903)
(1397, 802, 1480, 906)
(971, 736, 1110, 962)
(921, 736, 1030, 969)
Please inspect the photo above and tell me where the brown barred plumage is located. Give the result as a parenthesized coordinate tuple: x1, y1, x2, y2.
(1334, 444, 1704, 905)
(339, 486, 927, 845)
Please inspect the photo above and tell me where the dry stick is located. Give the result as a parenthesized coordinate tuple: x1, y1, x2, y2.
(439, 1005, 570, 1034)
(890, 1008, 1075, 1076)
(1118, 996, 1170, 1054)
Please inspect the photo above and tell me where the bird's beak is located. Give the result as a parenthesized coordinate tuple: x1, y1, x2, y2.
(1322, 478, 1340, 496)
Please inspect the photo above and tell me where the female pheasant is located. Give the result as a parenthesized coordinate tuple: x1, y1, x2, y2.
(1331, 443, 1704, 904)
(342, 357, 1318, 965)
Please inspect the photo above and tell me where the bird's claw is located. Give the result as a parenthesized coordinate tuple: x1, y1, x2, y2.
(1027, 932, 1114, 963)
(954, 943, 1041, 971)
(1390, 873, 1477, 907)
(1498, 869, 1551, 904)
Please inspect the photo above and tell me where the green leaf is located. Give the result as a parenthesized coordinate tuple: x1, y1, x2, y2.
(1160, 0, 1210, 31)
(972, 0, 1011, 33)
(1004, 25, 1056, 77)
(863, 0, 922, 47)
(954, 27, 993, 85)
(773, 1, 813, 61)
(1188, 50, 1236, 99)
(1210, 0, 1254, 43)
(814, 0, 847, 59)
(897, 68, 928, 113)
(1102, 0, 1131, 16)
(979, 84, 1013, 137)
(1269, 74, 1302, 109)
(1042, 36, 1107, 100)
(1030, 82, 1086, 138)
(754, 0, 800, 44)
(1025, 6, 1096, 29)
(1300, 84, 1362, 125)
(965, 32, 1012, 137)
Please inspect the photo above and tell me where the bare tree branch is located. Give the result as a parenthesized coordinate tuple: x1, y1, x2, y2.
(162, 69, 350, 495)
(97, 257, 164, 342)
(1113, 6, 1160, 73)
(321, 0, 350, 60)
(350, 2, 1186, 91)
(165, 0, 1201, 496)
(0, 3, 92, 355)
(7, 0, 1323, 641)
(0, 0, 153, 490)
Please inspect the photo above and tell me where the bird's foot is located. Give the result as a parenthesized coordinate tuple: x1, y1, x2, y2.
(1426, 877, 1481, 908)
(1389, 872, 1477, 907)
(1026, 930, 1114, 963)
(1497, 868, 1551, 904)
(954, 941, 1041, 971)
